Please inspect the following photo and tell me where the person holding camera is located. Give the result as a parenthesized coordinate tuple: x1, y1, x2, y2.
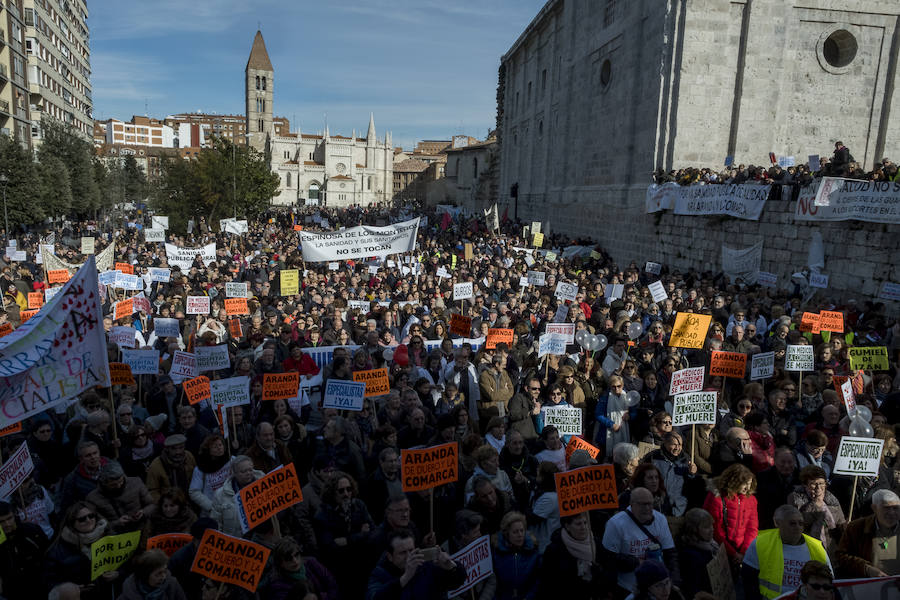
(366, 529, 466, 600)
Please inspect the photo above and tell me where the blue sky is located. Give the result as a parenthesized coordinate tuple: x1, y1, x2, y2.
(90, 0, 547, 150)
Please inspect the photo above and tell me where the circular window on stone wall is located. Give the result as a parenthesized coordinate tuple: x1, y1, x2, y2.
(818, 27, 858, 73)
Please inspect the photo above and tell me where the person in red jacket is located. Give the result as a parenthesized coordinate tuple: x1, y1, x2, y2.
(703, 463, 759, 569)
(282, 343, 321, 377)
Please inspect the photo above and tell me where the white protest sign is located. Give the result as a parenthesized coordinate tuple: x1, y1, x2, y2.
(606, 283, 624, 300)
(196, 344, 230, 372)
(668, 367, 705, 396)
(750, 351, 775, 381)
(672, 392, 718, 426)
(809, 272, 829, 289)
(833, 436, 884, 477)
(121, 349, 159, 375)
(144, 229, 165, 243)
(542, 406, 582, 436)
(368, 265, 379, 275)
(530, 222, 541, 234)
(98, 271, 118, 286)
(526, 271, 545, 286)
(323, 379, 367, 411)
(169, 350, 197, 384)
(879, 282, 900, 302)
(186, 296, 210, 315)
(648, 280, 667, 303)
(151, 216, 169, 230)
(220, 219, 248, 235)
(327, 262, 340, 271)
(545, 323, 575, 344)
(225, 282, 248, 298)
(447, 535, 493, 598)
(211, 376, 250, 408)
(299, 218, 419, 262)
(44, 286, 62, 302)
(109, 326, 136, 349)
(11, 250, 24, 261)
(0, 442, 34, 498)
(785, 345, 814, 372)
(538, 333, 566, 357)
(153, 318, 181, 339)
(518, 276, 529, 287)
(841, 380, 856, 416)
(348, 300, 370, 312)
(454, 282, 473, 301)
(164, 243, 216, 271)
(81, 237, 95, 255)
(436, 267, 450, 279)
(645, 261, 662, 275)
(148, 267, 170, 283)
(757, 271, 777, 288)
(554, 281, 578, 303)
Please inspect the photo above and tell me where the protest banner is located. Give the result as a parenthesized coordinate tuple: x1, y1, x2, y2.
(553, 303, 569, 323)
(848, 346, 889, 371)
(710, 351, 747, 378)
(750, 351, 775, 381)
(211, 376, 250, 408)
(668, 313, 712, 349)
(81, 237, 95, 254)
(785, 345, 814, 372)
(648, 280, 667, 303)
(229, 319, 243, 339)
(262, 372, 299, 401)
(169, 351, 198, 384)
(279, 270, 299, 296)
(0, 442, 33, 497)
(834, 437, 884, 477)
(225, 282, 248, 298)
(799, 312, 821, 334)
(196, 344, 230, 372)
(237, 463, 303, 533)
(672, 392, 718, 426)
(645, 183, 771, 219)
(348, 300, 370, 312)
(526, 270, 545, 286)
(225, 298, 249, 315)
(795, 177, 900, 224)
(47, 269, 70, 284)
(645, 261, 662, 275)
(353, 367, 390, 397)
(115, 272, 142, 291)
(545, 322, 575, 344)
(554, 281, 578, 302)
(184, 376, 212, 405)
(538, 333, 566, 357)
(190, 529, 270, 592)
(144, 229, 165, 243)
(668, 367, 705, 396)
(153, 318, 181, 339)
(26, 292, 42, 309)
(880, 282, 900, 302)
(299, 218, 419, 262)
(449, 313, 471, 337)
(0, 422, 22, 437)
(164, 242, 217, 271)
(565, 436, 601, 464)
(542, 406, 582, 436)
(447, 535, 493, 598)
(721, 241, 763, 285)
(115, 262, 134, 275)
(186, 296, 210, 315)
(121, 349, 159, 375)
(44, 286, 62, 303)
(819, 310, 844, 332)
(109, 363, 135, 386)
(756, 271, 777, 288)
(555, 464, 617, 517)
(485, 328, 514, 350)
(323, 379, 367, 411)
(147, 533, 192, 557)
(401, 442, 459, 492)
(221, 219, 249, 235)
(453, 282, 473, 301)
(91, 530, 141, 581)
(109, 326, 136, 349)
(707, 544, 737, 600)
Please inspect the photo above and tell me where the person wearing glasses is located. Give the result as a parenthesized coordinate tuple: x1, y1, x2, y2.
(786, 466, 845, 552)
(776, 560, 836, 600)
(45, 501, 117, 596)
(507, 376, 540, 441)
(262, 537, 338, 600)
(596, 375, 631, 458)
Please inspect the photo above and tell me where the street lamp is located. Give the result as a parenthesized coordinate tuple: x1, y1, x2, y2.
(0, 174, 8, 244)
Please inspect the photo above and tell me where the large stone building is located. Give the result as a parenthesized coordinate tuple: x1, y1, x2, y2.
(244, 31, 392, 207)
(497, 0, 900, 300)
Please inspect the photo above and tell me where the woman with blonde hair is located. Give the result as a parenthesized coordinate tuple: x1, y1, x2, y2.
(702, 463, 758, 567)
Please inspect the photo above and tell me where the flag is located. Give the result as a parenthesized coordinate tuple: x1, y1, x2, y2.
(43, 240, 115, 274)
(0, 256, 111, 426)
(483, 204, 499, 232)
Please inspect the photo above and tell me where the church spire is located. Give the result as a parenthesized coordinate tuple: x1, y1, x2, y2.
(246, 30, 273, 72)
(366, 113, 376, 143)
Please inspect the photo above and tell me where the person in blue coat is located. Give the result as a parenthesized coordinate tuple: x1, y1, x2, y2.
(366, 529, 466, 600)
(492, 511, 540, 600)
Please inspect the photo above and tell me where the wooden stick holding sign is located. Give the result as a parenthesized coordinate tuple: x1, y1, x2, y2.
(401, 443, 459, 537)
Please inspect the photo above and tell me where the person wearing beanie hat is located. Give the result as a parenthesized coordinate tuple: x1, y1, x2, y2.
(568, 448, 597, 469)
(86, 461, 154, 534)
(630, 559, 687, 600)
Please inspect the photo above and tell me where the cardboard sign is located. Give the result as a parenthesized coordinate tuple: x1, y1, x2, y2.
(151, 215, 169, 230)
(169, 350, 197, 384)
(750, 351, 775, 381)
(109, 362, 135, 385)
(542, 406, 582, 436)
(707, 544, 737, 600)
(323, 379, 367, 411)
(186, 296, 210, 315)
(237, 463, 303, 533)
(81, 237, 95, 255)
(785, 345, 814, 372)
(453, 282, 473, 301)
(668, 367, 705, 396)
(147, 533, 192, 557)
(153, 318, 181, 339)
(44, 286, 62, 302)
(115, 262, 134, 275)
(848, 346, 889, 371)
(262, 372, 299, 401)
(47, 269, 70, 284)
(26, 292, 43, 309)
(463, 243, 473, 261)
(668, 313, 712, 349)
(554, 281, 578, 303)
(133, 295, 151, 314)
(401, 442, 459, 492)
(211, 376, 251, 408)
(555, 464, 617, 517)
(447, 535, 493, 597)
(225, 298, 249, 316)
(833, 436, 885, 477)
(225, 282, 248, 298)
(645, 261, 662, 275)
(19, 309, 37, 323)
(757, 271, 777, 288)
(353, 367, 390, 397)
(485, 328, 514, 350)
(538, 333, 566, 357)
(672, 392, 718, 426)
(648, 280, 667, 303)
(799, 312, 821, 334)
(280, 270, 299, 296)
(121, 349, 159, 375)
(229, 319, 243, 339)
(113, 298, 134, 321)
(184, 375, 212, 405)
(532, 232, 544, 248)
(91, 530, 141, 581)
(0, 442, 34, 498)
(545, 322, 575, 344)
(819, 310, 844, 333)
(565, 436, 601, 464)
(0, 422, 22, 437)
(710, 351, 747, 378)
(147, 267, 170, 283)
(526, 270, 546, 286)
(190, 529, 270, 592)
(449, 313, 472, 337)
(196, 344, 230, 372)
(531, 221, 541, 234)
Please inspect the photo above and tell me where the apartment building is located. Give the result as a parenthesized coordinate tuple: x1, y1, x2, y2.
(100, 115, 174, 148)
(0, 0, 32, 148)
(165, 112, 290, 148)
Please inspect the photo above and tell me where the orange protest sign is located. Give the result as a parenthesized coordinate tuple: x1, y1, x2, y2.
(115, 262, 134, 275)
(229, 318, 243, 339)
(449, 313, 472, 337)
(224, 298, 249, 316)
(147, 533, 192, 557)
(114, 298, 134, 321)
(262, 372, 299, 401)
(190, 529, 270, 593)
(352, 367, 390, 397)
(47, 269, 70, 284)
(485, 328, 514, 350)
(184, 376, 211, 405)
(668, 313, 712, 349)
(401, 442, 459, 492)
(27, 292, 43, 309)
(565, 436, 601, 464)
(799, 312, 821, 334)
(292, 225, 303, 231)
(238, 463, 303, 532)
(19, 309, 37, 323)
(819, 310, 844, 333)
(710, 351, 748, 378)
(0, 422, 23, 437)
(0, 322, 11, 338)
(109, 362, 135, 386)
(555, 464, 617, 517)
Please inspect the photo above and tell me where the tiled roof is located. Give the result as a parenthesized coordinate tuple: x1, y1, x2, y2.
(301, 134, 323, 140)
(246, 31, 274, 71)
(304, 161, 324, 166)
(331, 174, 353, 180)
(394, 158, 429, 173)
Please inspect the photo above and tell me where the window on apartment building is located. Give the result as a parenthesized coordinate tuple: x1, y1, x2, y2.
(24, 8, 34, 25)
(25, 38, 35, 54)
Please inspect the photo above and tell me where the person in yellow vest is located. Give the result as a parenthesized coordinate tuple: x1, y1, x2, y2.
(741, 504, 832, 600)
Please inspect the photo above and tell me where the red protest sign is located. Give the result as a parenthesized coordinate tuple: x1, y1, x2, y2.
(485, 328, 514, 350)
(184, 376, 211, 405)
(109, 362, 135, 386)
(401, 442, 459, 492)
(819, 310, 844, 333)
(449, 313, 472, 337)
(262, 372, 299, 401)
(555, 464, 617, 517)
(710, 351, 747, 379)
(238, 463, 303, 532)
(115, 262, 134, 275)
(190, 529, 270, 592)
(147, 533, 192, 557)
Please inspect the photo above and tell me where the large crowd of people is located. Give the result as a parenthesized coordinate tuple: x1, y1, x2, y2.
(0, 202, 897, 600)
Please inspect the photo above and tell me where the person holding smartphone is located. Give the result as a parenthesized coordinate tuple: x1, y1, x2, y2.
(367, 530, 465, 600)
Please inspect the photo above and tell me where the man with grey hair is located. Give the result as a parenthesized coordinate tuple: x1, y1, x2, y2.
(743, 504, 831, 599)
(838, 489, 900, 577)
(247, 421, 292, 473)
(210, 455, 262, 537)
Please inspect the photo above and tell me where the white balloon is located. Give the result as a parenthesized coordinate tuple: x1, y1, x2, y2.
(586, 334, 601, 351)
(383, 348, 394, 362)
(627, 322, 644, 340)
(575, 329, 590, 349)
(848, 415, 875, 438)
(625, 390, 641, 408)
(594, 334, 608, 352)
(855, 405, 873, 423)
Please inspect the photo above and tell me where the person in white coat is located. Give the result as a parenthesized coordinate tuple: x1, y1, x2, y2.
(209, 455, 262, 537)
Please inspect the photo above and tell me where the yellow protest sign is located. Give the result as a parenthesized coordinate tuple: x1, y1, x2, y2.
(532, 232, 544, 248)
(91, 530, 141, 580)
(280, 269, 299, 296)
(848, 346, 889, 371)
(668, 313, 712, 349)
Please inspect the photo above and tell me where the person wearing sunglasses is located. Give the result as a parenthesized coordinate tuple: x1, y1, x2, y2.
(774, 560, 835, 600)
(45, 501, 116, 594)
(262, 536, 339, 600)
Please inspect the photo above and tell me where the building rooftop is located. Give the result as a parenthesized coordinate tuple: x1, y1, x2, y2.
(246, 30, 274, 71)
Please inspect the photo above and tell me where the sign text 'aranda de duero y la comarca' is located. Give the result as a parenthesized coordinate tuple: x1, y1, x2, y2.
(401, 442, 459, 492)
